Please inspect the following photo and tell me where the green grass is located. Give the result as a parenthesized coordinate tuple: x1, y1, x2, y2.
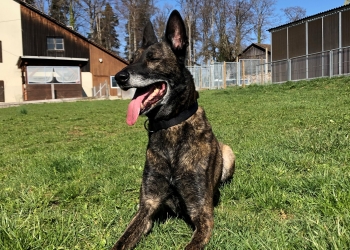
(1, 76, 350, 249)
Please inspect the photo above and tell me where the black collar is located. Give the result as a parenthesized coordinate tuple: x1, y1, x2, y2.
(144, 102, 198, 133)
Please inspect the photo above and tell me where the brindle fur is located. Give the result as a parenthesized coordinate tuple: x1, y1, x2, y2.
(113, 10, 235, 250)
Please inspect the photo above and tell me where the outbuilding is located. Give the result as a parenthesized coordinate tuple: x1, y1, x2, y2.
(268, 4, 350, 83)
(0, 0, 128, 103)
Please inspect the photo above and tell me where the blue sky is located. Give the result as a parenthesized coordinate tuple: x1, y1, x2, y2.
(118, 0, 346, 57)
(275, 0, 344, 21)
(159, 0, 345, 24)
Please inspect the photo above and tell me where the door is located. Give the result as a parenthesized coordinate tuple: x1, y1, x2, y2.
(0, 81, 4, 102)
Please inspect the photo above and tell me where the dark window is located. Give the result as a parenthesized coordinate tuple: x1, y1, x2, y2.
(110, 76, 119, 88)
(47, 37, 64, 51)
(0, 41, 2, 63)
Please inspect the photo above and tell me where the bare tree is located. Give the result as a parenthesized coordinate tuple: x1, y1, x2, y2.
(282, 6, 307, 22)
(115, 0, 155, 60)
(76, 0, 107, 43)
(229, 0, 254, 60)
(196, 0, 255, 63)
(251, 0, 276, 43)
(31, 0, 49, 12)
(179, 0, 201, 66)
(153, 4, 173, 41)
(197, 0, 217, 63)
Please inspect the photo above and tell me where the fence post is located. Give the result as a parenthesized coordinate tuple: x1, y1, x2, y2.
(339, 48, 342, 75)
(242, 60, 245, 87)
(223, 61, 226, 89)
(199, 67, 202, 89)
(330, 50, 333, 77)
(288, 59, 291, 81)
(105, 80, 109, 97)
(237, 61, 241, 86)
(306, 55, 308, 80)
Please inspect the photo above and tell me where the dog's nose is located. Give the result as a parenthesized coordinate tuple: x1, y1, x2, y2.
(115, 70, 130, 83)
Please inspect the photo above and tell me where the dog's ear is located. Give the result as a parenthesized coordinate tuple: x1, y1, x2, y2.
(165, 10, 188, 61)
(142, 21, 158, 48)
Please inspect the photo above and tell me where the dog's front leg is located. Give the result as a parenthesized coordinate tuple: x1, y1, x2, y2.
(112, 153, 170, 250)
(112, 197, 160, 250)
(185, 207, 214, 250)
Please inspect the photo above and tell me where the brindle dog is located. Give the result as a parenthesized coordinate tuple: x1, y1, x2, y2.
(113, 10, 235, 250)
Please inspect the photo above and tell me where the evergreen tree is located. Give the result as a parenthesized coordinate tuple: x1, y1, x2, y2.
(100, 3, 120, 52)
(49, 0, 69, 24)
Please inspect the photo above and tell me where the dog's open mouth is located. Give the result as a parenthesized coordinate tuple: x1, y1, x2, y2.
(126, 82, 167, 126)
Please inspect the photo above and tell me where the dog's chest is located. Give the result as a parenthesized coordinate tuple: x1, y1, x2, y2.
(147, 111, 215, 172)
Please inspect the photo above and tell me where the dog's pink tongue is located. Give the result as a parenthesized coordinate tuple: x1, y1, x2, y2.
(126, 92, 148, 126)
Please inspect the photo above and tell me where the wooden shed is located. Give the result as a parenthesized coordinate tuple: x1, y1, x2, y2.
(0, 0, 128, 103)
(239, 43, 271, 62)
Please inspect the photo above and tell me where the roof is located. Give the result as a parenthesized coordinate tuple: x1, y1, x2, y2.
(268, 3, 350, 32)
(241, 43, 271, 55)
(17, 56, 89, 67)
(13, 0, 129, 65)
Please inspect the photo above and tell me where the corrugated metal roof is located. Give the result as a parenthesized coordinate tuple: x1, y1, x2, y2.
(268, 3, 350, 32)
(13, 0, 129, 65)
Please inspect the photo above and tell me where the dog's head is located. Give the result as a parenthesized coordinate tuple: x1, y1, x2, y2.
(115, 10, 198, 126)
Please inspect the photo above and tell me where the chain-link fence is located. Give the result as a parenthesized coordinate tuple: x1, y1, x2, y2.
(271, 46, 350, 83)
(187, 59, 271, 89)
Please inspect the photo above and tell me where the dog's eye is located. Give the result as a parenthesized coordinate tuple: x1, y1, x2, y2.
(146, 52, 160, 61)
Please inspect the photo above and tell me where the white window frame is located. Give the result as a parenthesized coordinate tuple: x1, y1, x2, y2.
(47, 37, 64, 51)
(27, 66, 80, 84)
(110, 75, 120, 89)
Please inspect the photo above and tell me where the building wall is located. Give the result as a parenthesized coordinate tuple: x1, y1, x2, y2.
(240, 46, 271, 61)
(271, 29, 287, 61)
(89, 44, 127, 96)
(308, 18, 322, 54)
(82, 72, 93, 97)
(342, 9, 350, 47)
(288, 23, 306, 58)
(20, 5, 90, 72)
(0, 0, 23, 102)
(270, 6, 350, 83)
(0, 0, 127, 103)
(271, 9, 350, 62)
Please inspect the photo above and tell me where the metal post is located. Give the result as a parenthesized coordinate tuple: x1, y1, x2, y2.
(223, 61, 227, 89)
(237, 61, 241, 86)
(288, 59, 291, 81)
(306, 21, 309, 79)
(330, 50, 333, 77)
(200, 67, 202, 89)
(339, 11, 342, 76)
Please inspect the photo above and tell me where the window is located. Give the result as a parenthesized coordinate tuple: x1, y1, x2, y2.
(47, 37, 64, 50)
(27, 66, 80, 84)
(0, 41, 2, 63)
(110, 75, 119, 88)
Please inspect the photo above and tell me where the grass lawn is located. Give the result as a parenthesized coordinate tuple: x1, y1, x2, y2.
(1, 76, 350, 249)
